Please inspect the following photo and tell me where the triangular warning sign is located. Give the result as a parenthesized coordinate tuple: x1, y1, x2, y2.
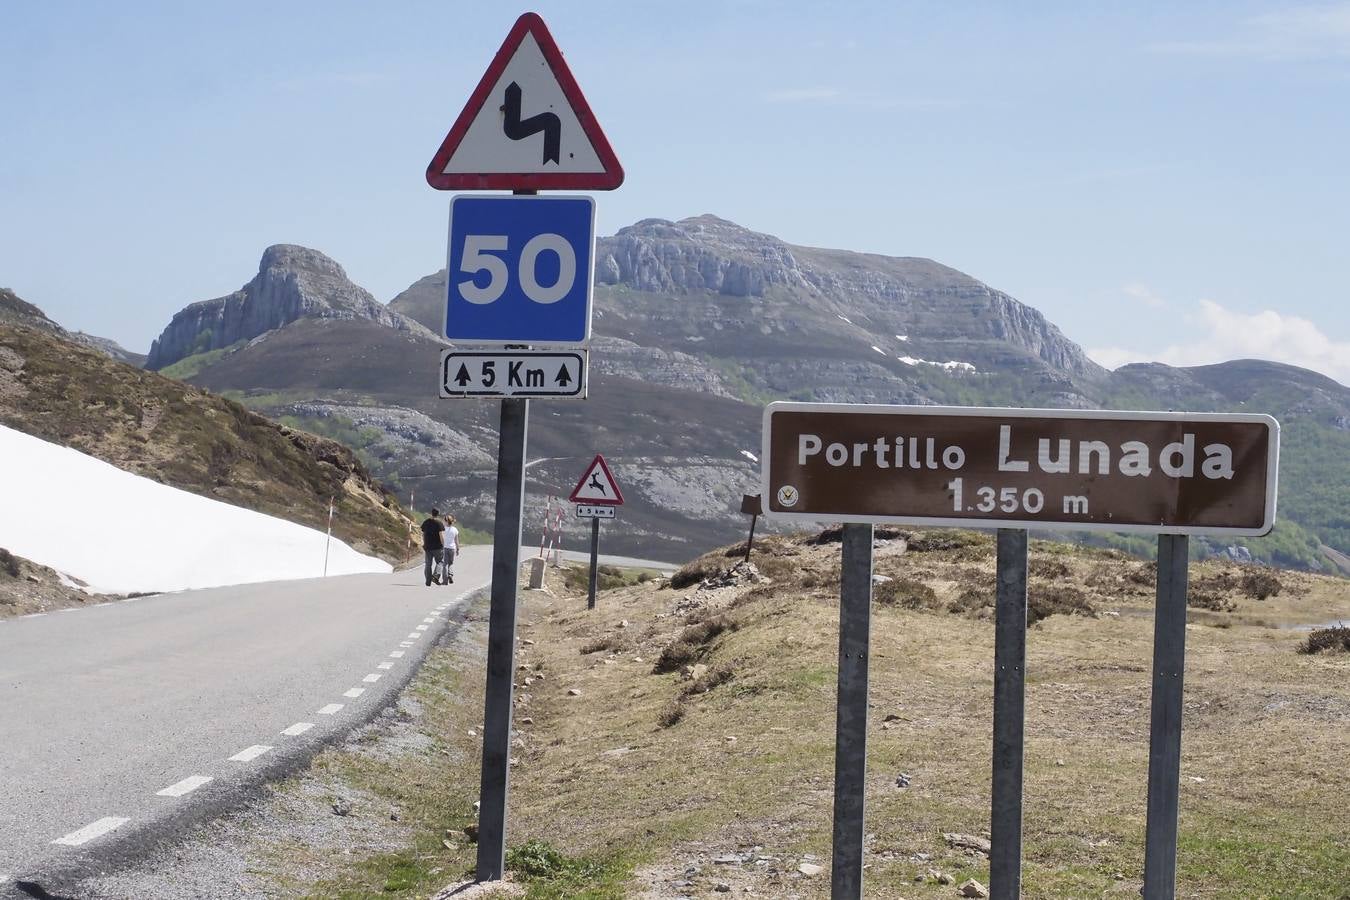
(426, 13, 624, 191)
(568, 454, 624, 505)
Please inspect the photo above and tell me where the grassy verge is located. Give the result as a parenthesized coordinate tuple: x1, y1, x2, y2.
(254, 530, 1350, 898)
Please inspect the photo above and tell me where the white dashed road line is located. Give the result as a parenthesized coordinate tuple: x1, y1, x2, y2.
(317, 703, 344, 715)
(156, 775, 213, 797)
(362, 673, 382, 683)
(51, 816, 130, 846)
(228, 745, 272, 762)
(407, 632, 422, 639)
(377, 662, 394, 670)
(389, 651, 405, 658)
(343, 688, 366, 699)
(399, 641, 414, 647)
(281, 722, 314, 737)
(423, 617, 436, 623)
(22, 612, 48, 618)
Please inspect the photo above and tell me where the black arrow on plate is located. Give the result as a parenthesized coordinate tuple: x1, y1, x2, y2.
(554, 365, 572, 387)
(454, 363, 472, 387)
(502, 81, 561, 165)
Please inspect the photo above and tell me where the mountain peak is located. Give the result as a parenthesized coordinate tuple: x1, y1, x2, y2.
(0, 287, 65, 335)
(258, 244, 349, 281)
(146, 245, 432, 370)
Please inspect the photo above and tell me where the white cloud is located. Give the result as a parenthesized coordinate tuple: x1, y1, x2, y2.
(1123, 283, 1167, 309)
(1088, 299, 1350, 385)
(1150, 3, 1350, 59)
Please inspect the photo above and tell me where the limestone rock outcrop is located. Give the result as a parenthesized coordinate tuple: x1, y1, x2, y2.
(147, 245, 433, 370)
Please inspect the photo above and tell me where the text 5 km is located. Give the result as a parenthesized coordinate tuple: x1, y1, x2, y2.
(443, 194, 596, 345)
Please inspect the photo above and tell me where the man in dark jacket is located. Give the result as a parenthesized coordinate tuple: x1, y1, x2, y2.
(421, 508, 446, 586)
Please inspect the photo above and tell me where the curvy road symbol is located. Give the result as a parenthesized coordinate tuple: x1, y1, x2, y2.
(502, 82, 561, 165)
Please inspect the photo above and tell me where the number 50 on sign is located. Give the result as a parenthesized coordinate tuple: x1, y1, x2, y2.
(443, 195, 595, 345)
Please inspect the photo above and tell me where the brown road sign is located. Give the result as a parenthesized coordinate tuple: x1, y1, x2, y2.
(762, 403, 1279, 535)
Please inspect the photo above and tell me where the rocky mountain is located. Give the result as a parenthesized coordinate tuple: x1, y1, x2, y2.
(145, 244, 435, 370)
(3, 286, 148, 366)
(151, 217, 1350, 571)
(1, 287, 64, 333)
(0, 292, 413, 564)
(71, 331, 148, 367)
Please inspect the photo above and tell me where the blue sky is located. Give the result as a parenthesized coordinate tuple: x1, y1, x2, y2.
(2, 1, 1348, 384)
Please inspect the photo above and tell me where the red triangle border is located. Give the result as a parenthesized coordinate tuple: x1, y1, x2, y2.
(568, 453, 624, 505)
(426, 12, 624, 191)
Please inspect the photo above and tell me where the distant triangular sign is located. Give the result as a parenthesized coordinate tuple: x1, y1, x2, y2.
(569, 454, 624, 505)
(426, 12, 624, 191)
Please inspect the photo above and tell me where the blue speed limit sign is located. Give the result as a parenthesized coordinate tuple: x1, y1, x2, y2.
(443, 194, 595, 345)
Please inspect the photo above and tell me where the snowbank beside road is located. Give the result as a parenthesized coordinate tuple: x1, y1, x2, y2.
(0, 424, 391, 593)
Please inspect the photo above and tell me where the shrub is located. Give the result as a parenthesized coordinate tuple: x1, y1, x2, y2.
(1128, 561, 1158, 585)
(947, 588, 992, 615)
(1297, 626, 1350, 655)
(683, 664, 735, 696)
(580, 634, 627, 655)
(562, 564, 626, 593)
(652, 615, 737, 674)
(874, 578, 939, 610)
(670, 555, 726, 589)
(0, 548, 19, 579)
(1029, 557, 1071, 579)
(506, 839, 609, 883)
(657, 699, 686, 728)
(808, 525, 909, 545)
(1241, 568, 1283, 601)
(1189, 590, 1237, 613)
(906, 529, 988, 553)
(1028, 586, 1096, 625)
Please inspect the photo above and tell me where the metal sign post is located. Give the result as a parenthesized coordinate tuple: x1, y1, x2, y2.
(1143, 534, 1190, 898)
(425, 12, 623, 884)
(475, 396, 528, 881)
(586, 516, 601, 610)
(990, 528, 1028, 899)
(830, 523, 873, 899)
(740, 493, 762, 562)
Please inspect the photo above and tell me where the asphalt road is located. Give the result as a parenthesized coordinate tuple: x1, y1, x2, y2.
(0, 545, 493, 891)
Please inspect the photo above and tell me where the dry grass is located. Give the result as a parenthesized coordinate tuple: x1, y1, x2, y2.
(495, 529, 1350, 898)
(275, 528, 1350, 899)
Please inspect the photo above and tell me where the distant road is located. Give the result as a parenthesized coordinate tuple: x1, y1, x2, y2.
(518, 544, 679, 573)
(0, 546, 494, 893)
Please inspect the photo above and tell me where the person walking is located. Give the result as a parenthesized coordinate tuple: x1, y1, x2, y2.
(421, 508, 446, 586)
(442, 514, 461, 584)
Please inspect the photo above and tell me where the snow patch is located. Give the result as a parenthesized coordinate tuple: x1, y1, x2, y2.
(836, 314, 852, 324)
(895, 334, 909, 342)
(0, 424, 391, 594)
(871, 345, 885, 355)
(739, 449, 759, 464)
(897, 356, 977, 374)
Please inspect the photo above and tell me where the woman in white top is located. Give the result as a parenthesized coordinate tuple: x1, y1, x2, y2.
(442, 514, 461, 584)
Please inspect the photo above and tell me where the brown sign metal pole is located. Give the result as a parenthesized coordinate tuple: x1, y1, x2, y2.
(1143, 534, 1190, 898)
(830, 523, 873, 899)
(990, 528, 1028, 898)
